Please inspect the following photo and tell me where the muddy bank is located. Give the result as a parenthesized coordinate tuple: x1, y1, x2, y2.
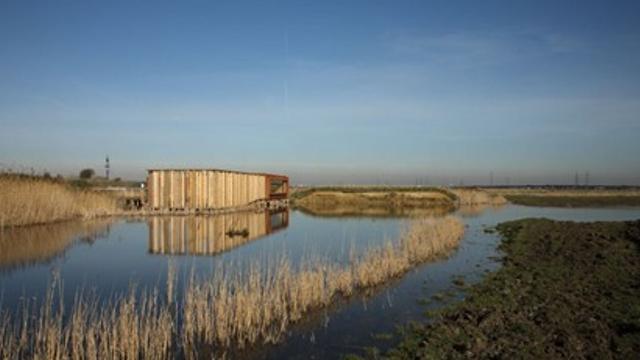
(389, 218, 640, 359)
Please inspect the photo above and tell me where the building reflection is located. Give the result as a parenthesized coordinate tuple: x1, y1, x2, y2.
(455, 204, 507, 218)
(148, 210, 289, 256)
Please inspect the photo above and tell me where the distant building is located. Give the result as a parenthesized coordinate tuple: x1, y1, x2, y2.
(146, 168, 289, 210)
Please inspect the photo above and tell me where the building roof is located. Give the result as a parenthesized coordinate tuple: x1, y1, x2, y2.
(146, 168, 288, 179)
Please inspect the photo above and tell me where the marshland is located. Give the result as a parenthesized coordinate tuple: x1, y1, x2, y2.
(3, 2, 640, 358)
(2, 174, 640, 358)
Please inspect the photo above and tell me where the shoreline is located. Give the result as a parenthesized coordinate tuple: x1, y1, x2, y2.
(6, 179, 640, 228)
(388, 218, 640, 358)
(504, 194, 640, 207)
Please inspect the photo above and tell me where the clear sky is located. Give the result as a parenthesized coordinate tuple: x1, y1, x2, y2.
(1, 0, 639, 185)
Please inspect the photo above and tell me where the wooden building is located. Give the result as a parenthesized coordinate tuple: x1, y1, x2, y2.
(146, 168, 288, 210)
(148, 210, 289, 256)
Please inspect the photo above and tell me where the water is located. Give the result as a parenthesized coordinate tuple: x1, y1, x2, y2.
(0, 210, 402, 310)
(1, 205, 640, 358)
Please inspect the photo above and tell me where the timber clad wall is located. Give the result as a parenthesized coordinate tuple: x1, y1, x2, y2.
(147, 169, 288, 210)
(148, 211, 289, 255)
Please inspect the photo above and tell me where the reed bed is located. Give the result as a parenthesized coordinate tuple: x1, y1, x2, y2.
(294, 189, 454, 206)
(451, 188, 507, 206)
(0, 175, 120, 227)
(0, 216, 464, 359)
(489, 187, 640, 197)
(0, 284, 175, 360)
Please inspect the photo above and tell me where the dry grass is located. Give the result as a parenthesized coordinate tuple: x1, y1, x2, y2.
(293, 190, 455, 217)
(451, 188, 507, 206)
(0, 216, 464, 358)
(487, 187, 640, 197)
(0, 175, 120, 227)
(294, 187, 509, 215)
(0, 276, 175, 360)
(486, 187, 640, 207)
(184, 216, 464, 351)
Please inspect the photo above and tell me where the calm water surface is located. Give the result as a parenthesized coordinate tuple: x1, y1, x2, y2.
(1, 205, 640, 358)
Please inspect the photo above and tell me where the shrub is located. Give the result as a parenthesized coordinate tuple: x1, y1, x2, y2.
(79, 168, 95, 179)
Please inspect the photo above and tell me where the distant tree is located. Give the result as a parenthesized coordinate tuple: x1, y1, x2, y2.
(42, 172, 51, 179)
(79, 168, 95, 179)
(114, 177, 121, 182)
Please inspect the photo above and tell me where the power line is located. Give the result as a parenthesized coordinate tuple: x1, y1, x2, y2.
(585, 171, 590, 186)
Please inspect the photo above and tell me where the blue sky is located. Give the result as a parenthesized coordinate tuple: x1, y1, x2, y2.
(1, 1, 639, 184)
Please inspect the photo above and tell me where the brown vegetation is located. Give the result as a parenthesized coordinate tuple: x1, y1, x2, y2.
(0, 281, 175, 360)
(0, 175, 121, 227)
(489, 188, 640, 207)
(450, 188, 507, 206)
(183, 216, 464, 351)
(293, 187, 508, 217)
(489, 187, 640, 197)
(505, 195, 640, 207)
(293, 188, 456, 216)
(0, 216, 464, 358)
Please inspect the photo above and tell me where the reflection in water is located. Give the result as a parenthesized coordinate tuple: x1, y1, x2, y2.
(456, 204, 507, 218)
(1, 205, 640, 359)
(148, 210, 289, 256)
(0, 219, 113, 271)
(294, 204, 452, 218)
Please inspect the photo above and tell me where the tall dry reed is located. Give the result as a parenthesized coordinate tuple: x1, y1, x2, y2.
(0, 175, 119, 227)
(182, 216, 464, 349)
(0, 216, 464, 358)
(0, 283, 175, 360)
(451, 188, 507, 206)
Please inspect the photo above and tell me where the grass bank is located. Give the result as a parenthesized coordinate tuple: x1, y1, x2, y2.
(505, 194, 640, 207)
(292, 186, 506, 217)
(292, 188, 455, 217)
(0, 174, 121, 227)
(292, 186, 456, 207)
(489, 187, 640, 207)
(0, 216, 464, 358)
(389, 218, 640, 359)
(291, 186, 457, 200)
(449, 188, 507, 206)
